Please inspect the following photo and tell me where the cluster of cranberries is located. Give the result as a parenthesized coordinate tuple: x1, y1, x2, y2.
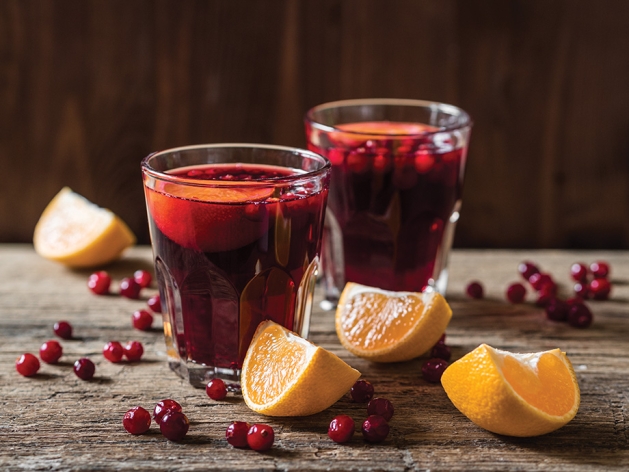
(326, 379, 394, 444)
(87, 270, 162, 332)
(15, 320, 98, 380)
(123, 399, 189, 441)
(570, 261, 612, 300)
(103, 340, 144, 363)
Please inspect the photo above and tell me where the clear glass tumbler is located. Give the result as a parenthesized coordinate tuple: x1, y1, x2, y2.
(305, 99, 472, 307)
(142, 144, 330, 387)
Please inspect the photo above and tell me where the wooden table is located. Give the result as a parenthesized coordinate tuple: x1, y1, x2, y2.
(1, 245, 627, 471)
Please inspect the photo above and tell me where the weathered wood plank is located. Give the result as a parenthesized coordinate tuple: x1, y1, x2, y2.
(0, 245, 628, 470)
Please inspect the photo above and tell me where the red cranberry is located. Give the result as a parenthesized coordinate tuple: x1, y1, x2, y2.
(73, 358, 95, 380)
(518, 261, 540, 280)
(39, 340, 63, 364)
(132, 310, 153, 331)
(422, 358, 449, 383)
(119, 277, 141, 299)
(16, 353, 40, 377)
(147, 294, 162, 313)
(367, 398, 394, 421)
(123, 406, 151, 435)
(574, 282, 591, 299)
(160, 411, 189, 441)
(430, 342, 451, 361)
(589, 278, 611, 300)
(590, 261, 610, 279)
(545, 299, 569, 322)
(570, 263, 589, 282)
(133, 269, 153, 288)
(361, 415, 390, 443)
(206, 378, 227, 400)
(350, 379, 374, 403)
(506, 283, 526, 303)
(153, 399, 182, 424)
(535, 289, 556, 307)
(123, 341, 144, 362)
(466, 281, 484, 299)
(328, 415, 355, 443)
(529, 273, 553, 291)
(247, 424, 274, 451)
(567, 302, 593, 328)
(436, 333, 446, 345)
(87, 271, 111, 295)
(226, 421, 250, 448)
(53, 320, 73, 340)
(103, 341, 124, 363)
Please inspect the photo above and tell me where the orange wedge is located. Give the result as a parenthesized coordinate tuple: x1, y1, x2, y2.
(441, 344, 580, 437)
(329, 121, 437, 147)
(34, 187, 135, 268)
(335, 282, 452, 363)
(241, 320, 361, 417)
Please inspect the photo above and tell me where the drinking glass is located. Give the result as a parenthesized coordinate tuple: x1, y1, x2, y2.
(305, 99, 472, 307)
(142, 144, 330, 387)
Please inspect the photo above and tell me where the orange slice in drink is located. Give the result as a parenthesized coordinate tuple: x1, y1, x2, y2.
(329, 121, 436, 147)
(241, 320, 361, 416)
(34, 187, 135, 268)
(335, 282, 452, 363)
(146, 181, 274, 253)
(441, 344, 580, 437)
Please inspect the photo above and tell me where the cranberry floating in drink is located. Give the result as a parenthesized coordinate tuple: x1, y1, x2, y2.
(142, 144, 330, 387)
(305, 99, 472, 305)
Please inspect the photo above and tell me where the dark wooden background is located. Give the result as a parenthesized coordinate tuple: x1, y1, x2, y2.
(2, 0, 628, 249)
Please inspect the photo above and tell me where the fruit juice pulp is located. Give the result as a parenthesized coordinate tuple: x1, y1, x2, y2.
(307, 121, 465, 292)
(145, 163, 328, 370)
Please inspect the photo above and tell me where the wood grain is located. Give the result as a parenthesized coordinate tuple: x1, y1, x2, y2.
(1, 1, 629, 248)
(0, 245, 627, 470)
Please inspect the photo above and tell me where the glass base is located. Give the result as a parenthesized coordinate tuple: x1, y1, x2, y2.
(168, 359, 242, 390)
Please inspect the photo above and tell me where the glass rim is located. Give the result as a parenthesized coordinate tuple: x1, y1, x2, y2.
(305, 98, 473, 136)
(141, 143, 331, 188)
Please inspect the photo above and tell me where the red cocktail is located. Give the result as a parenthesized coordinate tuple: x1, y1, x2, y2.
(142, 145, 330, 387)
(305, 100, 472, 304)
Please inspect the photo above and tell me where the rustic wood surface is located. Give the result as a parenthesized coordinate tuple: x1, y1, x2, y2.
(0, 245, 628, 471)
(2, 0, 629, 249)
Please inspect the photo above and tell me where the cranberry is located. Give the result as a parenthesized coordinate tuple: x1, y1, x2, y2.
(132, 309, 153, 331)
(518, 261, 540, 280)
(328, 415, 355, 443)
(119, 277, 141, 299)
(153, 399, 182, 424)
(422, 358, 449, 383)
(506, 283, 526, 303)
(567, 302, 593, 328)
(535, 288, 556, 307)
(430, 343, 451, 361)
(574, 282, 591, 299)
(147, 294, 162, 313)
(53, 320, 73, 340)
(529, 273, 553, 291)
(350, 379, 374, 403)
(73, 358, 95, 380)
(87, 271, 111, 295)
(16, 353, 40, 377)
(39, 340, 63, 364)
(570, 263, 589, 282)
(123, 341, 144, 362)
(160, 411, 189, 441)
(206, 378, 228, 400)
(367, 398, 394, 421)
(590, 278, 611, 300)
(436, 333, 446, 345)
(590, 261, 610, 279)
(133, 269, 153, 288)
(361, 415, 390, 443)
(247, 424, 274, 451)
(123, 406, 152, 435)
(226, 421, 250, 448)
(545, 299, 569, 322)
(466, 281, 484, 299)
(103, 341, 124, 363)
